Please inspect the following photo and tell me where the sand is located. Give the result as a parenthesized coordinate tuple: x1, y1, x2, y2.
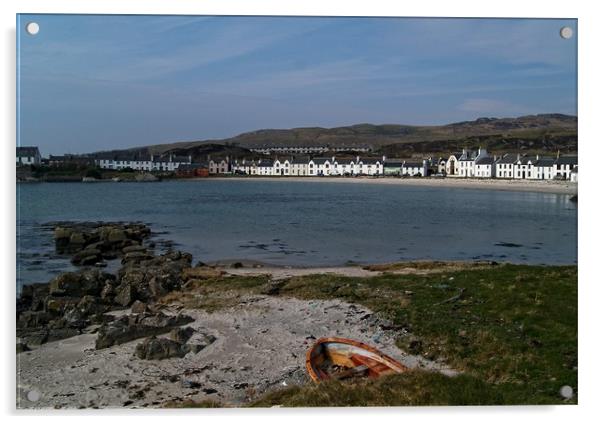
(209, 176, 577, 195)
(16, 295, 456, 409)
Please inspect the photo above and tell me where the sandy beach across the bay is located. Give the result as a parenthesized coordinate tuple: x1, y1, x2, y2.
(207, 176, 577, 195)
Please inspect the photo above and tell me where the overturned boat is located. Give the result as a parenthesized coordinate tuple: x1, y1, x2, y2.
(305, 337, 407, 382)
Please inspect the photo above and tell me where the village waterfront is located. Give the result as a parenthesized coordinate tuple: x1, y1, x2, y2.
(17, 179, 577, 289)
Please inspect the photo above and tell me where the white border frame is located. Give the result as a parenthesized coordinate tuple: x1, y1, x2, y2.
(2, 1, 600, 423)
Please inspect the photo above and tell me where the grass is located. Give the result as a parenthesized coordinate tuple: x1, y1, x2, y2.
(169, 264, 577, 406)
(250, 370, 528, 407)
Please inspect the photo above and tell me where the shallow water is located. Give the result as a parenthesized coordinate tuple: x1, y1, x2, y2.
(16, 180, 577, 288)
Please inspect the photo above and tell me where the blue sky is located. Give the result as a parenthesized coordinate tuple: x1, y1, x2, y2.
(17, 15, 577, 155)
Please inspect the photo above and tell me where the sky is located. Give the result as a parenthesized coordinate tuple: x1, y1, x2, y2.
(17, 15, 577, 155)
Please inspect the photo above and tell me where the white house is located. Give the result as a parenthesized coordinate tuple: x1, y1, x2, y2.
(474, 156, 496, 178)
(554, 156, 578, 180)
(357, 158, 383, 176)
(495, 154, 520, 179)
(401, 160, 427, 177)
(513, 156, 538, 180)
(309, 158, 333, 176)
(446, 152, 463, 176)
(273, 158, 291, 176)
(289, 157, 309, 176)
(95, 153, 190, 172)
(16, 146, 41, 166)
(209, 158, 230, 174)
(458, 148, 489, 178)
(332, 158, 356, 175)
(531, 157, 556, 180)
(570, 165, 578, 182)
(257, 159, 274, 175)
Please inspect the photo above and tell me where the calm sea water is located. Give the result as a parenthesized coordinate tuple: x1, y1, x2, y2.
(17, 180, 577, 288)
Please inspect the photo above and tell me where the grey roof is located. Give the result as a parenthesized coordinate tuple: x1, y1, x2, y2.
(311, 158, 331, 165)
(17, 146, 40, 157)
(459, 151, 477, 161)
(359, 158, 380, 164)
(258, 159, 274, 167)
(172, 155, 191, 163)
(403, 161, 423, 168)
(475, 156, 495, 165)
(517, 155, 538, 164)
(384, 160, 403, 167)
(449, 152, 463, 159)
(335, 158, 354, 165)
(535, 157, 555, 167)
(496, 154, 520, 164)
(291, 157, 310, 164)
(556, 156, 578, 165)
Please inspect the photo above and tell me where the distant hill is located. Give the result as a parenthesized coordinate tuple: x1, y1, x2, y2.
(93, 114, 577, 159)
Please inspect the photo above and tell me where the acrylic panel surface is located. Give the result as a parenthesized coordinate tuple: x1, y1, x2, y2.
(16, 15, 577, 408)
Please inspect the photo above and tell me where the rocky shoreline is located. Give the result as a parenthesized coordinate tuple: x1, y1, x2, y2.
(17, 221, 223, 356)
(16, 221, 457, 409)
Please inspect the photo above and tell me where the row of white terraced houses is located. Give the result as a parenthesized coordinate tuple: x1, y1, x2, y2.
(214, 148, 577, 181)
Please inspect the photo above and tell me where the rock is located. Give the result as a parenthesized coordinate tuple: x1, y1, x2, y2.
(49, 273, 84, 297)
(17, 311, 52, 328)
(77, 295, 109, 316)
(148, 277, 168, 298)
(122, 251, 152, 264)
(100, 283, 115, 302)
(131, 300, 148, 314)
(81, 255, 101, 266)
(45, 297, 79, 315)
(54, 227, 73, 240)
(231, 262, 244, 269)
(134, 336, 190, 360)
(182, 266, 224, 281)
(102, 251, 119, 260)
(261, 280, 286, 296)
(170, 326, 195, 344)
(48, 270, 111, 297)
(107, 228, 127, 242)
(20, 329, 49, 346)
(408, 337, 423, 355)
(122, 245, 146, 254)
(16, 342, 30, 353)
(69, 232, 86, 246)
(188, 332, 216, 353)
(47, 328, 81, 342)
(71, 248, 102, 265)
(114, 283, 137, 307)
(95, 312, 194, 349)
(181, 379, 203, 389)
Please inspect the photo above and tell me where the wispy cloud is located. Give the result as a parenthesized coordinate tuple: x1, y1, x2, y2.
(17, 15, 577, 154)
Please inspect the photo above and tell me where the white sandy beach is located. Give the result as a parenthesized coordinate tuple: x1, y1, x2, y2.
(208, 176, 577, 195)
(17, 295, 455, 409)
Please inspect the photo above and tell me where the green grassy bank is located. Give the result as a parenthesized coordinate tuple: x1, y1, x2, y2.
(169, 264, 577, 406)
